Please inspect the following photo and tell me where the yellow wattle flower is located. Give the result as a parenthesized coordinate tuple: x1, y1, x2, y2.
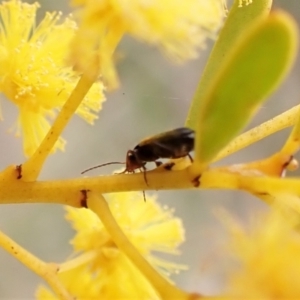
(36, 192, 185, 299)
(36, 261, 160, 300)
(0, 0, 105, 156)
(36, 265, 102, 300)
(224, 208, 300, 298)
(67, 192, 185, 275)
(70, 0, 224, 88)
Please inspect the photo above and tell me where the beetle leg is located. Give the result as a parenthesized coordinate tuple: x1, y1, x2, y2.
(140, 166, 149, 186)
(154, 160, 163, 167)
(140, 167, 148, 202)
(164, 162, 175, 171)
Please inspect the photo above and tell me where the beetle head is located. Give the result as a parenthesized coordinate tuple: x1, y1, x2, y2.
(125, 150, 145, 172)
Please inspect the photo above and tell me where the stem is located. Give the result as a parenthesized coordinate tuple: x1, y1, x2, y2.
(214, 105, 300, 161)
(59, 251, 98, 273)
(0, 166, 250, 206)
(280, 106, 300, 155)
(21, 69, 99, 182)
(2, 165, 300, 206)
(0, 230, 73, 300)
(87, 193, 189, 300)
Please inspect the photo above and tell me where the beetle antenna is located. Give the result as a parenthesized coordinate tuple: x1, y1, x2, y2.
(142, 190, 146, 202)
(81, 162, 125, 174)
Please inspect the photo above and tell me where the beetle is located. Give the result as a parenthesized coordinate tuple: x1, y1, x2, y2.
(82, 127, 195, 201)
(81, 127, 195, 177)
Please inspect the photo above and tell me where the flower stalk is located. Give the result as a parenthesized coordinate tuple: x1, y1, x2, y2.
(0, 229, 73, 300)
(87, 192, 190, 300)
(21, 67, 99, 182)
(214, 104, 300, 161)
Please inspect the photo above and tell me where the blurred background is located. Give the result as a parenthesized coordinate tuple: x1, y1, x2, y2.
(0, 0, 299, 298)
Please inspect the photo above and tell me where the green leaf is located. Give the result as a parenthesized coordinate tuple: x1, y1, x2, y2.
(186, 0, 273, 128)
(193, 11, 298, 165)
